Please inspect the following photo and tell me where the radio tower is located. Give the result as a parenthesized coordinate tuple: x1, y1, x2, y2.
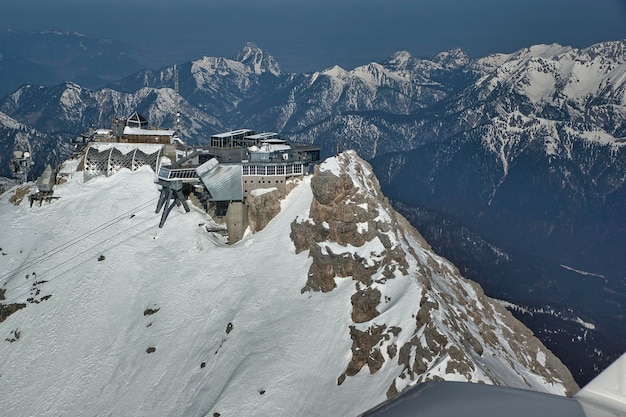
(173, 65, 181, 140)
(11, 144, 33, 184)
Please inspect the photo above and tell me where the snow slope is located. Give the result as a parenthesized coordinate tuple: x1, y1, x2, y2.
(0, 153, 576, 416)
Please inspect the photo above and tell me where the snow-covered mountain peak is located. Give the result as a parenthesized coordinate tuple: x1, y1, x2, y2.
(235, 41, 261, 58)
(0, 149, 578, 416)
(520, 43, 572, 59)
(292, 150, 578, 396)
(385, 51, 412, 68)
(321, 64, 349, 78)
(233, 41, 281, 76)
(352, 62, 407, 85)
(433, 48, 470, 68)
(468, 39, 626, 120)
(59, 82, 85, 109)
(584, 39, 626, 63)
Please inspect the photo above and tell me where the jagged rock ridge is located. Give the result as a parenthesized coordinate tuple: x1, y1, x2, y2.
(290, 151, 578, 397)
(0, 151, 577, 416)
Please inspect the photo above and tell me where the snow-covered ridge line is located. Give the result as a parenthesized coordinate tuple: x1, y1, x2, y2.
(560, 264, 606, 279)
(0, 150, 579, 416)
(293, 150, 578, 398)
(494, 299, 596, 331)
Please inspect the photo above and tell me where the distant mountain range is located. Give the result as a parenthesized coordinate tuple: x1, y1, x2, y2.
(368, 41, 626, 382)
(0, 30, 147, 97)
(0, 32, 624, 385)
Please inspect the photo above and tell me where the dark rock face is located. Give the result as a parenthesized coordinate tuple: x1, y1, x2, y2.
(291, 151, 579, 398)
(292, 163, 409, 294)
(0, 302, 26, 324)
(351, 288, 382, 323)
(246, 188, 282, 232)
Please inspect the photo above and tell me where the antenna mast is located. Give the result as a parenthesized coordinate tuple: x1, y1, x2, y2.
(11, 144, 33, 184)
(173, 65, 181, 140)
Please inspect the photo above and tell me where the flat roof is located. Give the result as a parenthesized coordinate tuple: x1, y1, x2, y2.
(123, 126, 175, 136)
(249, 143, 291, 153)
(211, 129, 255, 138)
(290, 143, 321, 151)
(246, 132, 280, 140)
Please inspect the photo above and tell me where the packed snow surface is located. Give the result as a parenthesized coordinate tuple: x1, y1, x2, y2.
(0, 158, 572, 416)
(0, 167, 385, 416)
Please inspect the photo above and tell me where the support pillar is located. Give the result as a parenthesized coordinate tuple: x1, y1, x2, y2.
(155, 179, 190, 228)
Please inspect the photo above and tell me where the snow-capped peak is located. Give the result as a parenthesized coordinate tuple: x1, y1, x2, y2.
(321, 64, 349, 78)
(433, 48, 470, 68)
(233, 41, 281, 76)
(385, 51, 412, 68)
(584, 39, 626, 63)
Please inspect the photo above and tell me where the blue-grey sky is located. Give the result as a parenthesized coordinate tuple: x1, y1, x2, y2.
(1, 0, 625, 73)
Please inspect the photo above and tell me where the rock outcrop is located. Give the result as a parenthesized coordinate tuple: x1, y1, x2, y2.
(246, 188, 282, 232)
(291, 150, 579, 398)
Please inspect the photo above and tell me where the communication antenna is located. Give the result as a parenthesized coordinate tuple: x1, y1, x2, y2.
(173, 65, 181, 140)
(11, 143, 33, 183)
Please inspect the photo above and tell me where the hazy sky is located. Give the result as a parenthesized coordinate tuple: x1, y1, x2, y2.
(1, 0, 625, 72)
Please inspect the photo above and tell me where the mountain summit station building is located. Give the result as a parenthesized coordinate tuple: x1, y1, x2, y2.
(81, 114, 321, 242)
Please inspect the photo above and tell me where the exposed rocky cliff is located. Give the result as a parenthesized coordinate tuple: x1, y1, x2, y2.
(291, 151, 579, 397)
(0, 152, 581, 416)
(246, 187, 282, 232)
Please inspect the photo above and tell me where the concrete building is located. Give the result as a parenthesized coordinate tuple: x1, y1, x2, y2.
(156, 129, 321, 243)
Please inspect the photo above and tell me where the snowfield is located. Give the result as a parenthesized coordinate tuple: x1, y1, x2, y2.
(1, 168, 360, 416)
(0, 156, 575, 416)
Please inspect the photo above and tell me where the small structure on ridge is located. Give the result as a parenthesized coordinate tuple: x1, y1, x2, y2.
(156, 129, 320, 243)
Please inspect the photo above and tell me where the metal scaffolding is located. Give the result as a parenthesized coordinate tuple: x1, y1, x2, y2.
(83, 144, 163, 182)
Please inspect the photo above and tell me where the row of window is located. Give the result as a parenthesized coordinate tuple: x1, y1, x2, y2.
(242, 164, 303, 176)
(244, 179, 284, 184)
(157, 163, 305, 180)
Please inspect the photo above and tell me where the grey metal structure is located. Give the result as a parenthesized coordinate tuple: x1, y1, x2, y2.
(361, 353, 626, 417)
(196, 158, 243, 201)
(36, 164, 55, 193)
(155, 157, 244, 228)
(83, 144, 162, 182)
(11, 149, 33, 183)
(360, 382, 586, 417)
(28, 163, 60, 207)
(155, 179, 190, 228)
